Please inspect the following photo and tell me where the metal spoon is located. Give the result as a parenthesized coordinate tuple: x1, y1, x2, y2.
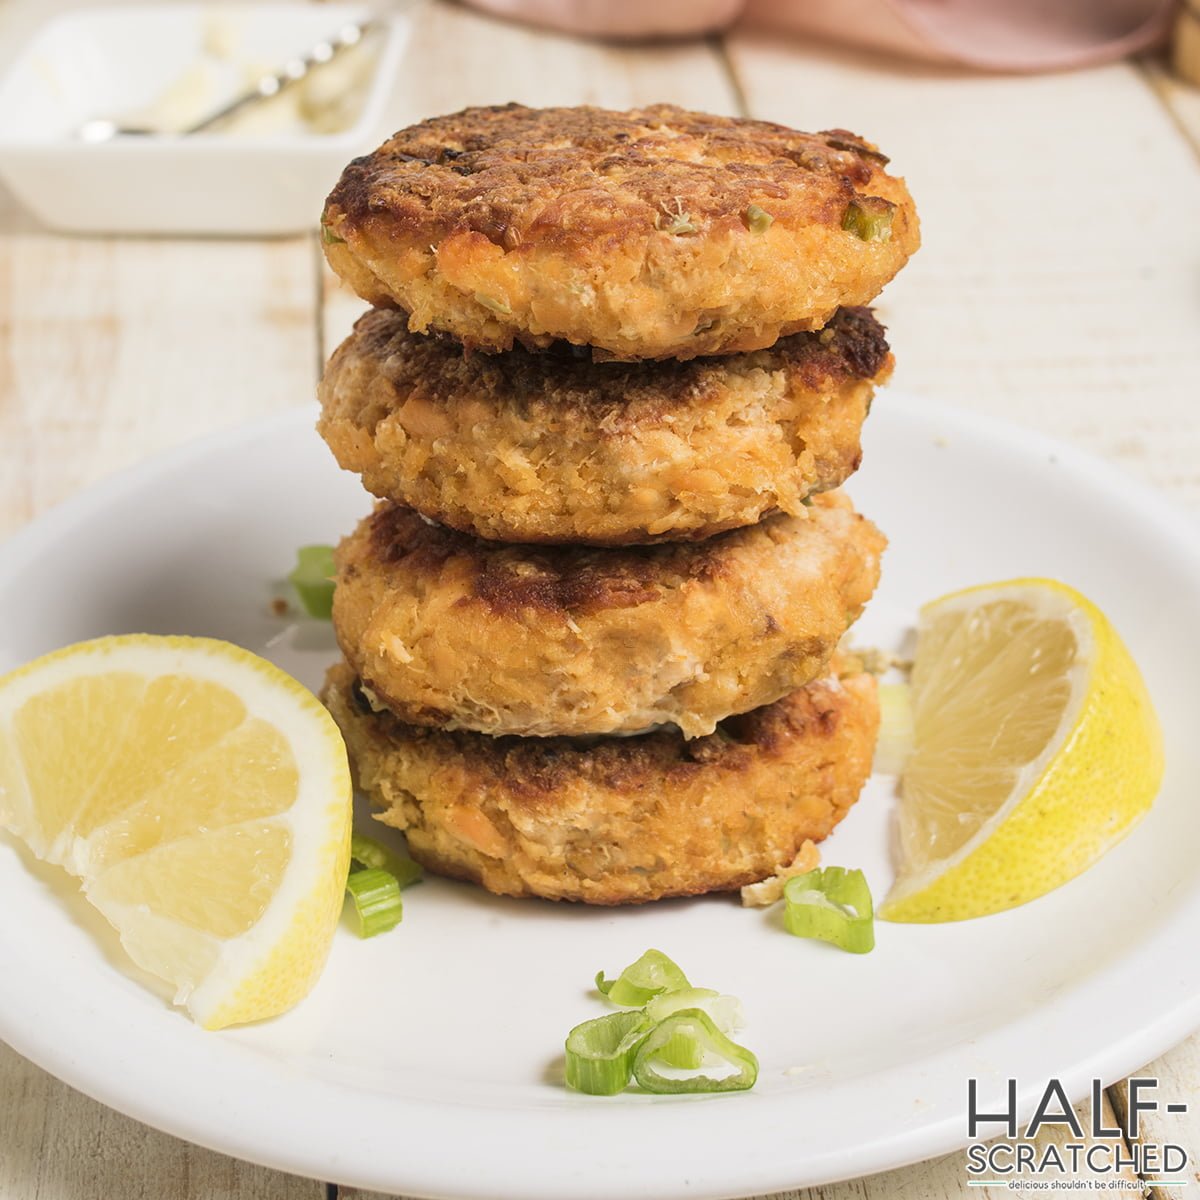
(76, 20, 377, 143)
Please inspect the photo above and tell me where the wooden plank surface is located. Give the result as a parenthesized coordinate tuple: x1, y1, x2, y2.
(724, 33, 1200, 513)
(340, 1095, 1139, 1200)
(0, 193, 318, 539)
(1110, 1034, 1200, 1200)
(1140, 53, 1200, 158)
(0, 1042, 323, 1200)
(3, 1, 1200, 1198)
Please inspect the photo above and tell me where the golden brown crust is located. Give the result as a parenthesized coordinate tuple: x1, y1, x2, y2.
(322, 657, 879, 905)
(317, 306, 891, 545)
(331, 491, 886, 738)
(322, 104, 919, 360)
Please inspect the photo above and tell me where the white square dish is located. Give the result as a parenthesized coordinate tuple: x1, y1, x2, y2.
(0, 4, 411, 235)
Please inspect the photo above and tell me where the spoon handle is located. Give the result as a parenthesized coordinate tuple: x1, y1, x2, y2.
(184, 19, 377, 135)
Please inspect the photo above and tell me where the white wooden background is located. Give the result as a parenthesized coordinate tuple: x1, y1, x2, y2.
(2, 1, 1200, 1197)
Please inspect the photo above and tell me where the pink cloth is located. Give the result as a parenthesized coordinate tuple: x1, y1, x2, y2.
(464, 0, 1176, 71)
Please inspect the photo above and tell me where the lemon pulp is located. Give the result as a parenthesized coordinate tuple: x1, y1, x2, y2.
(881, 580, 1163, 922)
(0, 635, 352, 1027)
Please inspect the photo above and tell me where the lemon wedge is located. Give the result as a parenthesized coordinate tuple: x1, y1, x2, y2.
(881, 579, 1163, 923)
(0, 635, 352, 1028)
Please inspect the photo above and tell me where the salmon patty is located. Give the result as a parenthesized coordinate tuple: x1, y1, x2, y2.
(321, 103, 918, 361)
(323, 657, 879, 905)
(318, 306, 891, 545)
(331, 491, 885, 739)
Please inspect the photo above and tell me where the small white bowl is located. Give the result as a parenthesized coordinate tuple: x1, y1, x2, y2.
(0, 4, 410, 236)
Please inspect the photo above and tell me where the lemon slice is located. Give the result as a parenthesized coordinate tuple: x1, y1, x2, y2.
(0, 635, 352, 1028)
(881, 579, 1163, 923)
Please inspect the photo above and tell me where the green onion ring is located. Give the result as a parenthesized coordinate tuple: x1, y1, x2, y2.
(595, 948, 691, 1007)
(351, 832, 423, 890)
(288, 545, 336, 619)
(633, 1009, 759, 1094)
(564, 1011, 655, 1095)
(345, 867, 403, 938)
(784, 867, 875, 954)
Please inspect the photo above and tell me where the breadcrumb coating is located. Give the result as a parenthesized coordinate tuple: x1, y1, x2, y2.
(318, 306, 891, 545)
(322, 657, 879, 905)
(322, 103, 919, 360)
(331, 491, 885, 738)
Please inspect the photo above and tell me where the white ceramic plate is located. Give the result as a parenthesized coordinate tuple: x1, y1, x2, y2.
(2, 394, 1200, 1200)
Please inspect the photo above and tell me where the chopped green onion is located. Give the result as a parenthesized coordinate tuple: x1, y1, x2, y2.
(596, 949, 691, 1007)
(841, 196, 894, 242)
(645, 989, 718, 1067)
(644, 989, 744, 1068)
(645, 987, 743, 1030)
(784, 867, 875, 953)
(320, 223, 345, 245)
(565, 1011, 655, 1095)
(657, 199, 697, 236)
(645, 1022, 705, 1070)
(288, 545, 336, 619)
(351, 832, 423, 890)
(566, 951, 757, 1096)
(345, 868, 402, 938)
(874, 682, 914, 775)
(744, 203, 774, 233)
(632, 1009, 759, 1094)
(474, 292, 511, 316)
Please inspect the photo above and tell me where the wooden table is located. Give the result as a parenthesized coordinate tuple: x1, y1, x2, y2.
(2, 2, 1200, 1197)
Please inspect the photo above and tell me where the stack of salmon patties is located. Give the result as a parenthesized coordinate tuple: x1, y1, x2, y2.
(318, 104, 918, 905)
